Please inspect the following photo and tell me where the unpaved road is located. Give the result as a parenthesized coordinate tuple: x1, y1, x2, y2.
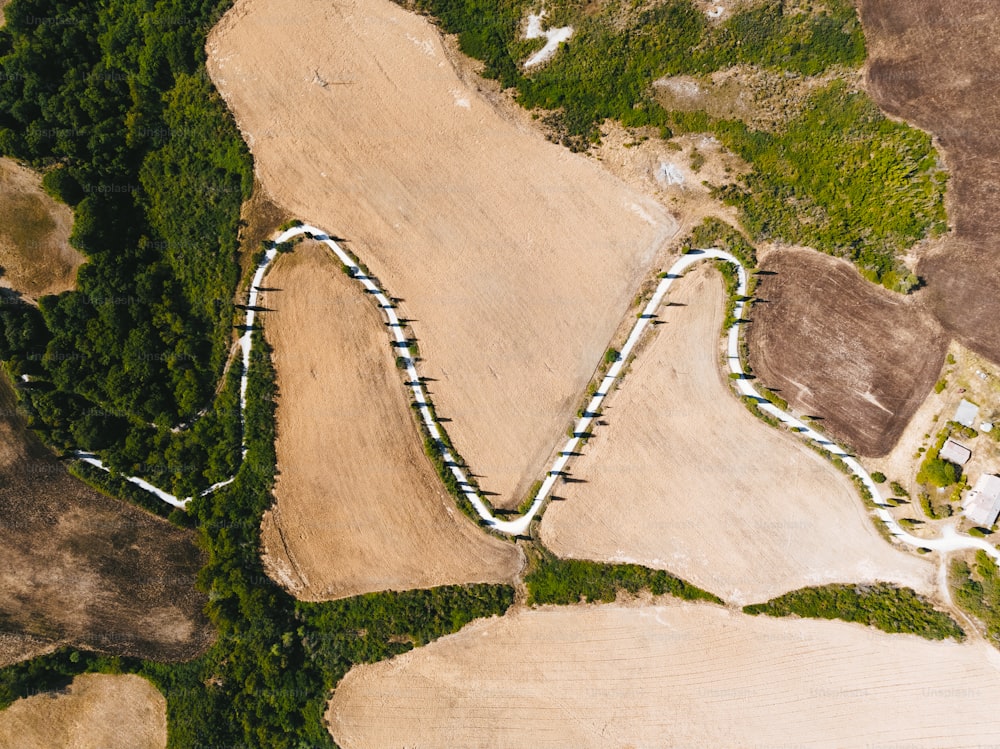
(259, 242, 521, 600)
(206, 0, 675, 508)
(541, 265, 935, 604)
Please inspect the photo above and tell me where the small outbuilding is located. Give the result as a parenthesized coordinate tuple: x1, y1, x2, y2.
(964, 474, 1000, 528)
(954, 399, 980, 428)
(940, 438, 972, 466)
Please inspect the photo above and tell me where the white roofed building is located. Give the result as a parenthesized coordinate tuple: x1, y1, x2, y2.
(964, 474, 1000, 528)
(940, 438, 972, 466)
(954, 399, 980, 428)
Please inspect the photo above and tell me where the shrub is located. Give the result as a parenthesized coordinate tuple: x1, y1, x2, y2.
(870, 471, 886, 484)
(917, 457, 958, 488)
(744, 583, 963, 641)
(526, 556, 722, 606)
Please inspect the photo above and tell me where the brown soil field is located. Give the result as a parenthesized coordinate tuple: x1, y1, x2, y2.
(0, 158, 83, 300)
(259, 243, 521, 600)
(0, 377, 212, 665)
(747, 247, 949, 456)
(207, 0, 675, 508)
(0, 674, 166, 749)
(859, 0, 1000, 367)
(541, 265, 934, 604)
(329, 601, 1000, 748)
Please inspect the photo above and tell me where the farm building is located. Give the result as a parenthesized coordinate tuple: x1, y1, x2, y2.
(940, 438, 972, 466)
(963, 474, 1000, 528)
(954, 399, 980, 428)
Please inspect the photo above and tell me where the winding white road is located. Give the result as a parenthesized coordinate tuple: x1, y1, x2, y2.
(76, 223, 1000, 563)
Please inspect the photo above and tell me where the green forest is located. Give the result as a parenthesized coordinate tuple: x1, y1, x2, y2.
(0, 0, 250, 498)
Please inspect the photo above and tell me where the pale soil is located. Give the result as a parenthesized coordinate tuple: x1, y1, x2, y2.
(329, 601, 1000, 749)
(541, 265, 934, 604)
(0, 158, 83, 300)
(591, 123, 748, 242)
(259, 243, 522, 600)
(207, 0, 676, 508)
(0, 674, 166, 749)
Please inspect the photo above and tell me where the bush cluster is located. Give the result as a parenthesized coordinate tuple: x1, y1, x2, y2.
(744, 583, 964, 641)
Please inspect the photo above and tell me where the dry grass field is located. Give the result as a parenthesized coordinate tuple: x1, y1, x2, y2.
(859, 0, 1000, 367)
(328, 601, 1000, 749)
(0, 674, 166, 749)
(207, 0, 675, 508)
(259, 243, 522, 600)
(541, 266, 934, 604)
(747, 247, 949, 456)
(0, 158, 83, 300)
(0, 377, 212, 665)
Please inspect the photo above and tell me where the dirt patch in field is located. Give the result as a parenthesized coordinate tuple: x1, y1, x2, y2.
(207, 0, 675, 508)
(541, 265, 934, 604)
(0, 377, 212, 665)
(236, 180, 288, 287)
(259, 243, 521, 600)
(0, 673, 166, 749)
(747, 247, 949, 456)
(0, 159, 83, 300)
(858, 0, 1000, 367)
(653, 65, 857, 133)
(329, 600, 1000, 748)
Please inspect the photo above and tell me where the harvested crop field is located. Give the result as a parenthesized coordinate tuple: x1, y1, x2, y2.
(207, 0, 675, 508)
(0, 673, 166, 749)
(259, 243, 521, 600)
(0, 377, 211, 664)
(328, 601, 1000, 748)
(859, 0, 1000, 367)
(0, 158, 83, 299)
(747, 247, 948, 456)
(541, 265, 933, 604)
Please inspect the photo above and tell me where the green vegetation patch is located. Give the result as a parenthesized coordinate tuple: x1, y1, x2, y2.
(714, 82, 946, 289)
(952, 552, 1000, 648)
(526, 555, 723, 606)
(743, 582, 964, 641)
(0, 0, 252, 504)
(0, 329, 516, 747)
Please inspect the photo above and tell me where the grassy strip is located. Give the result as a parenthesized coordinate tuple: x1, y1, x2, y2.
(526, 555, 723, 606)
(743, 583, 964, 641)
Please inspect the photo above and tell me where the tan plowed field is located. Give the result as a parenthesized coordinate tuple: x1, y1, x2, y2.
(328, 601, 1000, 748)
(541, 265, 934, 604)
(0, 158, 83, 299)
(207, 0, 675, 507)
(259, 243, 521, 600)
(0, 674, 166, 749)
